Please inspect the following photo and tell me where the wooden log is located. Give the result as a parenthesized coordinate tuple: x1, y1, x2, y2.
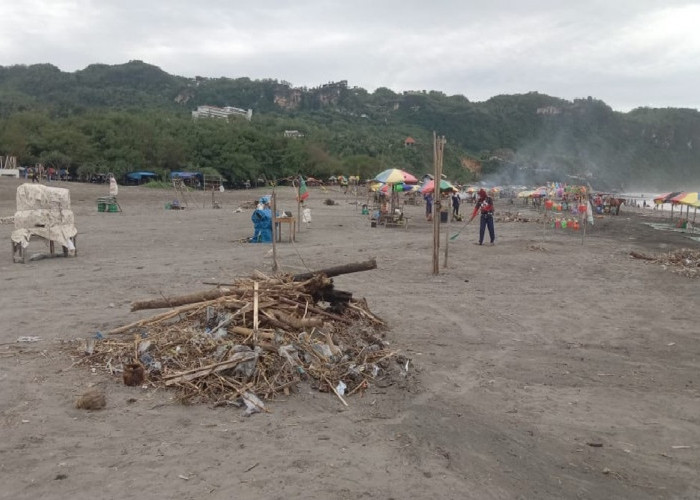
(630, 251, 655, 261)
(230, 326, 275, 341)
(131, 288, 234, 311)
(292, 258, 377, 281)
(273, 310, 323, 330)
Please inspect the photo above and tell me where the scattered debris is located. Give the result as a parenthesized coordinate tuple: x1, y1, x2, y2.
(527, 244, 548, 252)
(123, 363, 146, 386)
(66, 272, 402, 409)
(75, 388, 106, 410)
(17, 336, 41, 343)
(496, 211, 535, 223)
(630, 249, 700, 278)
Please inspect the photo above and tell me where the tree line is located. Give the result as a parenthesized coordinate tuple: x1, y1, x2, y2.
(1, 61, 699, 189)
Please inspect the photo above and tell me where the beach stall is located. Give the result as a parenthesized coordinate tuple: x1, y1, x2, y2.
(371, 168, 418, 226)
(11, 184, 77, 263)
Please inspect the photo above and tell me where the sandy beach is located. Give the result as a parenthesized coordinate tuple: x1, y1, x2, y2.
(1, 177, 698, 499)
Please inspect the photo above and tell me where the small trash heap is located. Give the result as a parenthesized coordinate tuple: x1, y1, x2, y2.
(630, 248, 700, 278)
(71, 271, 402, 413)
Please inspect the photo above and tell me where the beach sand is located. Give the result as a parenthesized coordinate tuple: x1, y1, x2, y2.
(1, 178, 698, 499)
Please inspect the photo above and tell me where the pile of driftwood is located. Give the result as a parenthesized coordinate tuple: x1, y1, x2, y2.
(630, 248, 700, 278)
(72, 259, 401, 410)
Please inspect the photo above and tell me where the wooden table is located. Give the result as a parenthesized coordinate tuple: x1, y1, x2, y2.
(274, 216, 296, 242)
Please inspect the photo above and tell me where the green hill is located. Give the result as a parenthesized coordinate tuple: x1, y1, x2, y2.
(1, 61, 698, 190)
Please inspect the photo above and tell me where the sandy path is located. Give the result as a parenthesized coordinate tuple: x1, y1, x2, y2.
(1, 178, 698, 499)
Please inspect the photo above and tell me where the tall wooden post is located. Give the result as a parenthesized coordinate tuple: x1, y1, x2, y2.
(294, 178, 302, 233)
(271, 190, 279, 272)
(432, 133, 446, 275)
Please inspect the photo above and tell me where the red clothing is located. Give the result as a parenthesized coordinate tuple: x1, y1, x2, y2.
(477, 196, 494, 215)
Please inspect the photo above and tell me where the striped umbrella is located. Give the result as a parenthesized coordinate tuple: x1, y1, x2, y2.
(373, 168, 418, 184)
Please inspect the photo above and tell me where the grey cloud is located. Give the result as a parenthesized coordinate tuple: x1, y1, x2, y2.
(0, 0, 698, 111)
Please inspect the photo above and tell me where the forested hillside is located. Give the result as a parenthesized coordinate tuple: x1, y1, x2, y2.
(1, 60, 699, 190)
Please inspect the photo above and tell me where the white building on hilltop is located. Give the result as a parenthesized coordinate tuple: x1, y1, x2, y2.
(192, 105, 253, 121)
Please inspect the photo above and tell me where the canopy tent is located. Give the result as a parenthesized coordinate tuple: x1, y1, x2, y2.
(125, 171, 158, 184)
(670, 192, 699, 231)
(654, 192, 682, 204)
(671, 192, 699, 208)
(171, 171, 204, 180)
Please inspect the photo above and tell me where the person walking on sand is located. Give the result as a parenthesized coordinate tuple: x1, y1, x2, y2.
(424, 192, 433, 221)
(451, 192, 461, 220)
(470, 188, 495, 245)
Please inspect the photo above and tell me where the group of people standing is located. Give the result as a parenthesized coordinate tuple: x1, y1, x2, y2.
(424, 188, 496, 245)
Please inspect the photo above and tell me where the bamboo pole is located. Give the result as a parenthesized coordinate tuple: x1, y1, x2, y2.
(271, 190, 279, 272)
(253, 281, 259, 332)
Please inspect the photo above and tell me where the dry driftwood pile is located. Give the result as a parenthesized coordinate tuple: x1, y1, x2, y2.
(73, 263, 400, 411)
(630, 248, 700, 278)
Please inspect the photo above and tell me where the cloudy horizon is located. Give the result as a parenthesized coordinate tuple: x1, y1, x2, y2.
(2, 0, 699, 112)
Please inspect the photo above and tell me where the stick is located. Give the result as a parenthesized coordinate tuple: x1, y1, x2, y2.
(449, 216, 474, 240)
(325, 377, 349, 406)
(163, 351, 257, 385)
(109, 300, 219, 335)
(253, 281, 259, 332)
(278, 296, 353, 324)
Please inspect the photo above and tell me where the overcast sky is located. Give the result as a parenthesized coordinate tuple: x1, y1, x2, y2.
(1, 0, 699, 112)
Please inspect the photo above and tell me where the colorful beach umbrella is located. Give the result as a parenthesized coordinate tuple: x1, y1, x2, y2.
(373, 168, 418, 184)
(420, 179, 457, 194)
(377, 182, 417, 193)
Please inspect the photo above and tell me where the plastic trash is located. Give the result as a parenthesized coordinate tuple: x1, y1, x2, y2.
(85, 337, 96, 354)
(335, 381, 347, 396)
(16, 336, 41, 342)
(240, 391, 265, 416)
(311, 343, 335, 360)
(302, 208, 312, 223)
